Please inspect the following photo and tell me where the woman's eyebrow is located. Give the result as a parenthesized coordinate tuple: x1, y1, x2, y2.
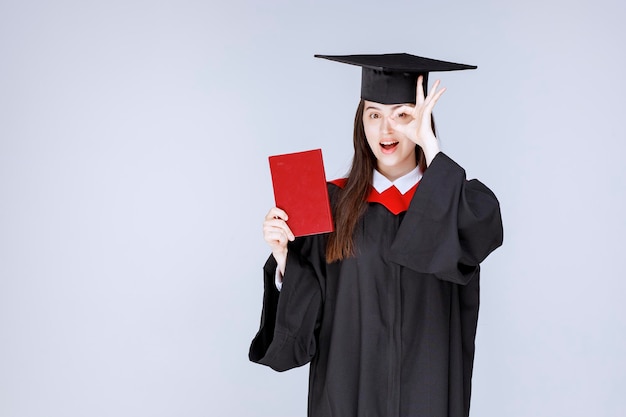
(364, 104, 410, 111)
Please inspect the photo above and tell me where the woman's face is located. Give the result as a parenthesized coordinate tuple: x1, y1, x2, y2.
(362, 100, 417, 181)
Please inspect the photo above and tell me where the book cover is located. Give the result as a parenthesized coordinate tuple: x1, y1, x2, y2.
(269, 149, 334, 237)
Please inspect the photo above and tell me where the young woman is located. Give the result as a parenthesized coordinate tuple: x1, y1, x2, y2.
(250, 53, 503, 417)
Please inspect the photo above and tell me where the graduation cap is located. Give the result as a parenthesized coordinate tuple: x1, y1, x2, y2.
(314, 53, 477, 105)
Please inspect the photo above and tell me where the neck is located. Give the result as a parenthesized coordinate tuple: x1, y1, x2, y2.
(376, 162, 418, 182)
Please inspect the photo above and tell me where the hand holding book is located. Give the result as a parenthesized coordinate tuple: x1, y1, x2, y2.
(262, 207, 294, 276)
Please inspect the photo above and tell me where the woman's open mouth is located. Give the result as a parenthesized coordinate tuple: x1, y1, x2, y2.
(380, 140, 399, 153)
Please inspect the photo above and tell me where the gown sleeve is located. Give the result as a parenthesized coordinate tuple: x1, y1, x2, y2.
(249, 234, 325, 372)
(388, 152, 503, 285)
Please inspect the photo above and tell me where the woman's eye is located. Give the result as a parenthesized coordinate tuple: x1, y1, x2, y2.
(397, 112, 406, 118)
(369, 113, 380, 119)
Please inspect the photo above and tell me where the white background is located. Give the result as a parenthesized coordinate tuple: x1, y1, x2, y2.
(1, 0, 625, 416)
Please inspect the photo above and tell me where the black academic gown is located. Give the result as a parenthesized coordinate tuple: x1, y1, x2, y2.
(250, 153, 503, 417)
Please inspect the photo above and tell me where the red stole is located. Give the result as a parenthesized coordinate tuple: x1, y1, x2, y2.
(329, 179, 419, 215)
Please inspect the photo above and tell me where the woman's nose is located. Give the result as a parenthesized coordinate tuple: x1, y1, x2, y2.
(381, 115, 393, 134)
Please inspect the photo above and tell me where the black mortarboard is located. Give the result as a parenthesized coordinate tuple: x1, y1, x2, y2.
(314, 53, 477, 104)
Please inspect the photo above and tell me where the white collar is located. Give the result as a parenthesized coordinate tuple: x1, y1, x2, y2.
(372, 166, 422, 195)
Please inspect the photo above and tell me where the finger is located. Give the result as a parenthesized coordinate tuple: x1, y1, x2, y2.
(264, 229, 289, 248)
(264, 219, 295, 241)
(387, 117, 411, 138)
(265, 207, 289, 221)
(423, 79, 441, 106)
(416, 75, 425, 104)
(271, 207, 289, 220)
(263, 223, 291, 241)
(389, 120, 407, 132)
(391, 105, 416, 119)
(268, 219, 295, 241)
(424, 87, 446, 113)
(273, 226, 295, 244)
(263, 219, 288, 234)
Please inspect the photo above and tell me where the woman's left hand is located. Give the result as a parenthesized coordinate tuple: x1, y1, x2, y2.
(389, 75, 445, 166)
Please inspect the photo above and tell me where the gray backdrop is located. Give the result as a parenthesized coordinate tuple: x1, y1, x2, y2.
(1, 0, 625, 416)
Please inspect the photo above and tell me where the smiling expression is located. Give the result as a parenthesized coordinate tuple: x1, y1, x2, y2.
(362, 100, 417, 181)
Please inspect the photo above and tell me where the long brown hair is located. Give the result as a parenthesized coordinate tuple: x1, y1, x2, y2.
(326, 100, 428, 263)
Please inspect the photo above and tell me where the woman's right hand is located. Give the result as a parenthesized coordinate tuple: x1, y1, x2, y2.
(263, 207, 295, 275)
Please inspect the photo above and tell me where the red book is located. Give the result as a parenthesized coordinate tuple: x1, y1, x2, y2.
(269, 149, 334, 237)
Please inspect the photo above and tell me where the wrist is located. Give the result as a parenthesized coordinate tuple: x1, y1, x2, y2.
(273, 249, 288, 275)
(421, 140, 441, 166)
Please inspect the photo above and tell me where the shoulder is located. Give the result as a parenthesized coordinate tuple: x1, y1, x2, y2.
(328, 178, 347, 188)
(327, 178, 346, 205)
(327, 178, 347, 194)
